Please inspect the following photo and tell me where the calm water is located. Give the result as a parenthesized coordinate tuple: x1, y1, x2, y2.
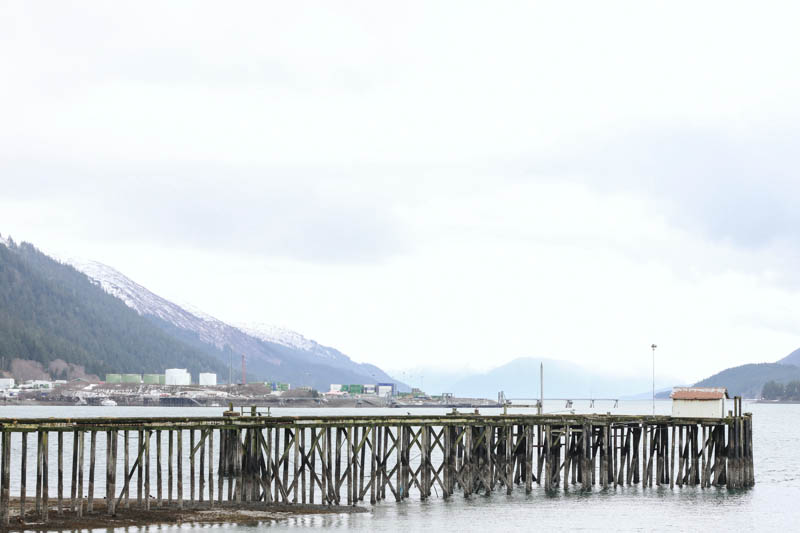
(1, 400, 797, 532)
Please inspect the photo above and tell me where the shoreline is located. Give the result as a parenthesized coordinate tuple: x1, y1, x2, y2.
(0, 399, 501, 409)
(0, 500, 367, 532)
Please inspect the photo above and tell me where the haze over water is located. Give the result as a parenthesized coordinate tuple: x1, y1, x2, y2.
(2, 401, 795, 531)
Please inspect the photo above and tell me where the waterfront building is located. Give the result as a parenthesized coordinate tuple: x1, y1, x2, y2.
(671, 387, 728, 418)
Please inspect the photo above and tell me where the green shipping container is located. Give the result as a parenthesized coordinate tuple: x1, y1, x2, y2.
(349, 384, 363, 394)
(142, 374, 162, 384)
(105, 374, 122, 383)
(121, 374, 141, 384)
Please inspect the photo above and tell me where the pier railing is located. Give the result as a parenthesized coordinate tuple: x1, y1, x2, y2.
(0, 411, 754, 526)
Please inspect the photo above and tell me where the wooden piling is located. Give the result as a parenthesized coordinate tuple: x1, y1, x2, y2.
(177, 429, 183, 509)
(156, 430, 162, 506)
(1, 431, 10, 526)
(88, 431, 96, 512)
(57, 431, 64, 516)
(20, 432, 28, 519)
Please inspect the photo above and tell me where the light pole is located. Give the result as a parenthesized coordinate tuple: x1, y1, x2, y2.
(651, 344, 657, 415)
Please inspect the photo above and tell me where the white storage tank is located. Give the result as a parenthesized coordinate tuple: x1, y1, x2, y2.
(0, 378, 15, 389)
(165, 368, 191, 386)
(199, 373, 217, 386)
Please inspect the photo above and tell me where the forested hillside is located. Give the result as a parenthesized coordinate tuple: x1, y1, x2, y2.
(692, 362, 800, 398)
(762, 380, 800, 401)
(0, 238, 227, 378)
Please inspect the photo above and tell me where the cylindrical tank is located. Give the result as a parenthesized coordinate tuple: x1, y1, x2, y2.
(142, 374, 162, 384)
(165, 368, 191, 385)
(121, 374, 141, 384)
(105, 374, 121, 383)
(199, 373, 217, 386)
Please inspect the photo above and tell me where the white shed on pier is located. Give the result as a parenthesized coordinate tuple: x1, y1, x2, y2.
(670, 387, 728, 418)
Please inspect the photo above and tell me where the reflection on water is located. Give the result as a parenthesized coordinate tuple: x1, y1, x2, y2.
(1, 401, 797, 531)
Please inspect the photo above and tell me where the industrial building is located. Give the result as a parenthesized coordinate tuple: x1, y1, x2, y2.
(377, 382, 396, 397)
(329, 382, 397, 397)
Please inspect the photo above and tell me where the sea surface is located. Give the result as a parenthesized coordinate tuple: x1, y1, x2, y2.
(1, 400, 797, 532)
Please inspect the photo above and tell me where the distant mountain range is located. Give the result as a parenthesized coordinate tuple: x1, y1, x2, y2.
(409, 357, 678, 399)
(0, 235, 403, 390)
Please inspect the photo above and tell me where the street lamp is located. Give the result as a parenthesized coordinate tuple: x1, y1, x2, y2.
(651, 344, 657, 415)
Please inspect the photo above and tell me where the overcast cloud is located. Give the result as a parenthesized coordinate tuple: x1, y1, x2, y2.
(2, 1, 800, 383)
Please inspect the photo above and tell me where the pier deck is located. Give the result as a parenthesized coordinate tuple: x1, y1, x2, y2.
(0, 409, 755, 528)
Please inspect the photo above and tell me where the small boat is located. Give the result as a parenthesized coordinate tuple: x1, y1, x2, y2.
(100, 398, 117, 406)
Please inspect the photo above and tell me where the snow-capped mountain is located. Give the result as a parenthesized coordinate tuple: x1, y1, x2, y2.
(66, 258, 238, 351)
(59, 257, 400, 389)
(238, 323, 347, 363)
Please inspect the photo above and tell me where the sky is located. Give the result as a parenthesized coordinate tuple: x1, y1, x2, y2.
(2, 1, 800, 384)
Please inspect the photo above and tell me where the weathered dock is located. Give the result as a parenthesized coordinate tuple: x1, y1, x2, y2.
(0, 404, 754, 527)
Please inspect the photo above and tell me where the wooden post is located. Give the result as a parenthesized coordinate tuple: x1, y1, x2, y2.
(525, 424, 533, 493)
(346, 426, 353, 506)
(70, 430, 79, 512)
(145, 431, 151, 510)
(375, 426, 382, 502)
(670, 426, 676, 489)
(75, 431, 84, 517)
(42, 431, 49, 522)
(282, 428, 290, 504)
(217, 429, 225, 504)
(168, 430, 174, 503)
(36, 431, 42, 517)
(190, 429, 195, 503)
(88, 431, 96, 513)
(544, 424, 551, 490)
(123, 431, 130, 508)
(57, 431, 64, 515)
(581, 423, 591, 491)
(21, 432, 28, 520)
(506, 424, 513, 495)
(199, 429, 206, 503)
(208, 429, 214, 506)
(370, 426, 378, 504)
(107, 430, 117, 516)
(309, 428, 316, 504)
(358, 427, 367, 502)
(1, 431, 10, 526)
(177, 430, 183, 509)
(294, 426, 300, 504)
(300, 428, 307, 504)
(137, 430, 143, 506)
(156, 431, 162, 506)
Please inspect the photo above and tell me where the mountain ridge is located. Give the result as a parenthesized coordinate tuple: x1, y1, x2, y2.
(0, 238, 227, 379)
(60, 257, 402, 390)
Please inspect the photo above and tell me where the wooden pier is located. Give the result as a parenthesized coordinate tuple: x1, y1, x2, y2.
(0, 406, 754, 527)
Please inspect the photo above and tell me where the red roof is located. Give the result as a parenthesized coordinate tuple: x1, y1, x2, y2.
(670, 387, 728, 400)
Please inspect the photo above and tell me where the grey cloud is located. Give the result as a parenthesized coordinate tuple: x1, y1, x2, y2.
(529, 125, 800, 250)
(0, 158, 407, 264)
